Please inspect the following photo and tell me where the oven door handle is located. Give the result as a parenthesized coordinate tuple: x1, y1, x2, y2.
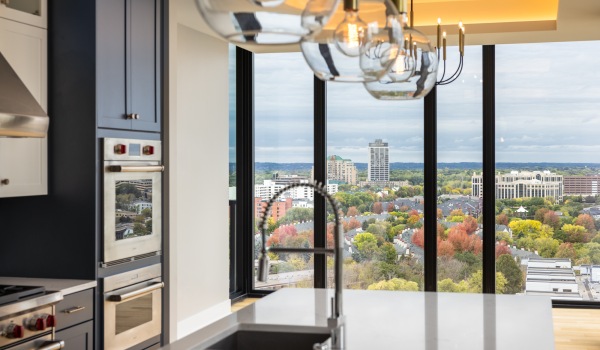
(107, 165, 165, 173)
(108, 282, 165, 302)
(38, 340, 65, 350)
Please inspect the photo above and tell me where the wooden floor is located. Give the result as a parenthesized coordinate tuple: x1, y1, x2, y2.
(232, 299, 600, 349)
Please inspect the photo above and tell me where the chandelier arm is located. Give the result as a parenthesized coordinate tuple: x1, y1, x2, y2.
(437, 59, 447, 84)
(437, 56, 463, 85)
(438, 56, 464, 85)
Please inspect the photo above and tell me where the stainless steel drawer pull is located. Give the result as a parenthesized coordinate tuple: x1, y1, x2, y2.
(109, 282, 164, 302)
(38, 340, 65, 350)
(126, 113, 140, 120)
(107, 165, 164, 173)
(64, 306, 86, 314)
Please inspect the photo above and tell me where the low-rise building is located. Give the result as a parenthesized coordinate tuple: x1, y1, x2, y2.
(472, 170, 563, 202)
(525, 258, 582, 300)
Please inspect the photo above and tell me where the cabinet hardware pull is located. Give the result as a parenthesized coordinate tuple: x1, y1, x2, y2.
(108, 282, 164, 302)
(64, 306, 86, 314)
(0, 179, 9, 185)
(0, 0, 10, 5)
(38, 341, 65, 350)
(126, 113, 140, 120)
(107, 165, 164, 173)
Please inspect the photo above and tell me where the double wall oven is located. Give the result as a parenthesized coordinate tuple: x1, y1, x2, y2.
(102, 138, 164, 350)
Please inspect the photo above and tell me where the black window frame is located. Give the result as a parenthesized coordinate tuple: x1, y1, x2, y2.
(231, 45, 600, 309)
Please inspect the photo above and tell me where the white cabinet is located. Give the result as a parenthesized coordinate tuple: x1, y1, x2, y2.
(0, 0, 46, 28)
(0, 17, 47, 197)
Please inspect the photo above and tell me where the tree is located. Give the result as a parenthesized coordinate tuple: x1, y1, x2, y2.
(438, 240, 455, 258)
(509, 220, 543, 239)
(346, 206, 359, 217)
(387, 202, 396, 213)
(496, 254, 523, 294)
(496, 231, 513, 245)
(372, 202, 383, 214)
(534, 237, 560, 258)
(447, 227, 470, 252)
(437, 208, 443, 219)
(562, 224, 590, 243)
(496, 213, 509, 226)
(411, 228, 424, 248)
(407, 214, 420, 228)
(459, 216, 479, 235)
(575, 214, 596, 234)
(495, 242, 511, 259)
(141, 208, 152, 218)
(438, 278, 469, 293)
(346, 218, 362, 231)
(378, 242, 398, 265)
(543, 211, 561, 231)
(367, 278, 419, 291)
(534, 208, 550, 222)
(468, 270, 507, 294)
(354, 232, 379, 260)
(555, 243, 577, 261)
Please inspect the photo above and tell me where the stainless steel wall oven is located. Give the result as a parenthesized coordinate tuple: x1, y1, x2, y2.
(103, 265, 163, 350)
(102, 138, 163, 267)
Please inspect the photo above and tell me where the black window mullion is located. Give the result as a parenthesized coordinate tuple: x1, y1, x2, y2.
(424, 86, 438, 292)
(314, 77, 327, 289)
(482, 45, 496, 294)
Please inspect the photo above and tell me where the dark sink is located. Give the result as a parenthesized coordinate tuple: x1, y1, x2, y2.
(205, 329, 331, 350)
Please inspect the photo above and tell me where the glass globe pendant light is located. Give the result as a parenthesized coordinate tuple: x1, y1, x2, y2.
(300, 0, 403, 82)
(195, 0, 340, 45)
(363, 0, 438, 99)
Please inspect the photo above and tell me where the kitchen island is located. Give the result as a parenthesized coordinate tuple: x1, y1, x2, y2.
(161, 288, 555, 350)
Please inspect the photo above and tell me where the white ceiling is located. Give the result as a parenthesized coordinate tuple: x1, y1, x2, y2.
(177, 0, 600, 52)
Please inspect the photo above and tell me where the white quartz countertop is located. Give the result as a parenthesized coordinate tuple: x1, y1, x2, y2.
(0, 277, 96, 295)
(162, 288, 555, 350)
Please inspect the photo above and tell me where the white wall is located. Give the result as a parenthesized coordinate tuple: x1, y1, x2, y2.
(168, 1, 230, 341)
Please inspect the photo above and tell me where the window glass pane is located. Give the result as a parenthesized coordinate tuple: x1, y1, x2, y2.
(496, 41, 600, 300)
(437, 45, 483, 293)
(229, 44, 236, 200)
(327, 83, 424, 291)
(254, 52, 315, 290)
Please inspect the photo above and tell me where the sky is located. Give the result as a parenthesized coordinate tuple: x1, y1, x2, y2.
(229, 41, 600, 164)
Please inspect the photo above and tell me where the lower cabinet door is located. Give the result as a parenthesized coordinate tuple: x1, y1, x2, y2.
(55, 320, 94, 350)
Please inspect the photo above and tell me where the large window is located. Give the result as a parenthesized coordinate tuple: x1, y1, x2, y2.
(233, 41, 600, 306)
(253, 52, 315, 290)
(437, 46, 484, 293)
(327, 83, 425, 291)
(496, 41, 600, 301)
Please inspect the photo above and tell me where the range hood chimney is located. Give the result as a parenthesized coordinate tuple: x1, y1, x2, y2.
(0, 51, 48, 138)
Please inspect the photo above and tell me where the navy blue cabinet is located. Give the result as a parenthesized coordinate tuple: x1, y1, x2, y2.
(97, 0, 161, 132)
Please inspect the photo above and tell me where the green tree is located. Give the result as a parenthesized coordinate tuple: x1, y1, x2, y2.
(534, 237, 560, 258)
(378, 242, 398, 265)
(496, 254, 523, 294)
(562, 224, 589, 243)
(367, 278, 419, 291)
(141, 207, 152, 218)
(354, 232, 379, 260)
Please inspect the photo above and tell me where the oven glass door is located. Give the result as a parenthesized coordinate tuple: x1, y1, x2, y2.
(104, 281, 162, 350)
(104, 170, 162, 264)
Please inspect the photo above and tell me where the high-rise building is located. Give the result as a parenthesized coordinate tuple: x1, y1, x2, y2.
(472, 171, 563, 202)
(311, 155, 358, 185)
(368, 139, 389, 182)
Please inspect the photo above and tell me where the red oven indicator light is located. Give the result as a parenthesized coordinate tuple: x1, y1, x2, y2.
(143, 145, 155, 155)
(114, 144, 127, 155)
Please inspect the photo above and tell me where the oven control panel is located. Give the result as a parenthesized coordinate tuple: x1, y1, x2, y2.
(0, 305, 54, 348)
(104, 138, 162, 162)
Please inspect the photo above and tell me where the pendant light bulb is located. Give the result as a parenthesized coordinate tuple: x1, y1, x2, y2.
(388, 45, 415, 82)
(334, 4, 368, 57)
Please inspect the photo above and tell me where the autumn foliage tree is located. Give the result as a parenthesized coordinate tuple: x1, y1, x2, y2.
(438, 240, 455, 258)
(562, 224, 590, 243)
(495, 242, 511, 259)
(555, 242, 577, 260)
(346, 206, 359, 217)
(543, 211, 561, 231)
(372, 202, 383, 214)
(387, 202, 396, 213)
(496, 213, 509, 226)
(411, 228, 424, 248)
(575, 214, 596, 234)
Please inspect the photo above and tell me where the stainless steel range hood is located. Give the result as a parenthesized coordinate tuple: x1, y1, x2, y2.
(0, 51, 48, 138)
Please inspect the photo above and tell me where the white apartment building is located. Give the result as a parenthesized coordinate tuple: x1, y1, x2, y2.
(472, 170, 563, 202)
(368, 139, 389, 182)
(310, 155, 358, 185)
(255, 180, 338, 200)
(525, 258, 582, 300)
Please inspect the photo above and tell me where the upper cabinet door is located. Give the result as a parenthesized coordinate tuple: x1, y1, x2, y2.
(0, 18, 47, 197)
(97, 0, 160, 132)
(129, 0, 160, 132)
(97, 0, 128, 130)
(0, 0, 47, 28)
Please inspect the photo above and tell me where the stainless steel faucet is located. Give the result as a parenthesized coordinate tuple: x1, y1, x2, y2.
(257, 181, 345, 349)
